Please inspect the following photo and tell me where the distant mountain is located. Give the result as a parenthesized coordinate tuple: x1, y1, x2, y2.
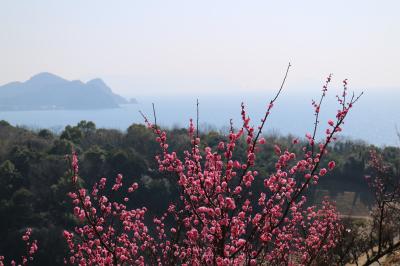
(0, 72, 133, 110)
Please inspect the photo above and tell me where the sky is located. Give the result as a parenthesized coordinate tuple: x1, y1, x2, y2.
(1, 1, 400, 97)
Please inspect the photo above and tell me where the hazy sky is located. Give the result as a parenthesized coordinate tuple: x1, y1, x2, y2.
(1, 1, 399, 97)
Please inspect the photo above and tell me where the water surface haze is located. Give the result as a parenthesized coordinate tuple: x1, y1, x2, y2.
(0, 88, 398, 147)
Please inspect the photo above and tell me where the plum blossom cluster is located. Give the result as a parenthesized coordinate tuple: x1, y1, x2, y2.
(63, 66, 361, 265)
(64, 158, 151, 265)
(0, 228, 38, 266)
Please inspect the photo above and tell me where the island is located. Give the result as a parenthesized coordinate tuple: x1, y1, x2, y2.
(0, 72, 135, 110)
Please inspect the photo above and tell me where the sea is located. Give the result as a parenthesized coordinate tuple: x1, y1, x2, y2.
(0, 90, 398, 147)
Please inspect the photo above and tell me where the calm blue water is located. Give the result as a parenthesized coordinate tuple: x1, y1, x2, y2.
(0, 90, 398, 147)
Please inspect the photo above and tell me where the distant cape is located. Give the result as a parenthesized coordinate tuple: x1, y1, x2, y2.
(0, 72, 134, 110)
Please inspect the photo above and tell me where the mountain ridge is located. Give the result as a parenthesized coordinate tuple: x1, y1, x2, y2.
(0, 73, 133, 110)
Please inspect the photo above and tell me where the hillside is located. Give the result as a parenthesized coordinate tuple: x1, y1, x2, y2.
(1, 120, 399, 264)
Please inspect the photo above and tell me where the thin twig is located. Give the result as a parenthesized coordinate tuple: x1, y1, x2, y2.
(152, 103, 157, 129)
(196, 99, 199, 138)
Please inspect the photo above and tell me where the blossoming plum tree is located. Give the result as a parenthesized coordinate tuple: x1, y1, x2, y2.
(333, 150, 400, 265)
(63, 65, 362, 265)
(0, 228, 38, 266)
